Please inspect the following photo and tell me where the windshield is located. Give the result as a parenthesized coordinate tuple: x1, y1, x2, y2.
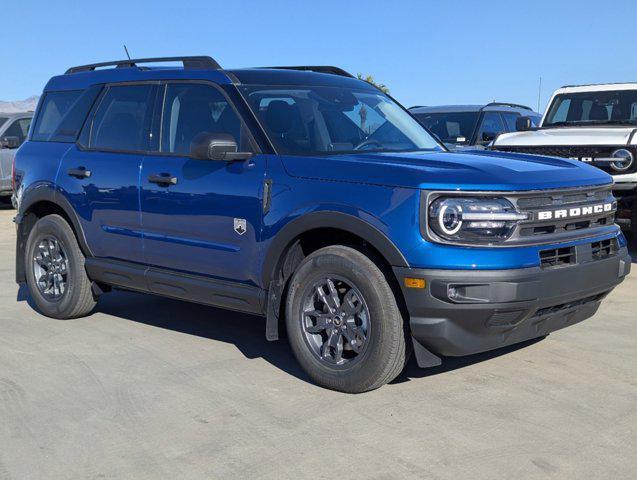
(412, 112, 479, 144)
(544, 90, 637, 126)
(0, 117, 8, 129)
(240, 85, 443, 155)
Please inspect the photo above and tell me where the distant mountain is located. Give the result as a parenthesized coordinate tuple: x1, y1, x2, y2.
(0, 96, 39, 113)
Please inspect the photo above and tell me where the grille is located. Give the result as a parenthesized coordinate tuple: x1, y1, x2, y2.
(539, 247, 575, 268)
(508, 185, 617, 244)
(494, 145, 636, 174)
(591, 238, 617, 259)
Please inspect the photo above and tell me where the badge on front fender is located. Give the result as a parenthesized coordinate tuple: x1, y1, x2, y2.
(234, 218, 247, 235)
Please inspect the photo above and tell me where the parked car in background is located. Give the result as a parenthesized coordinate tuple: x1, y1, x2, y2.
(409, 103, 542, 150)
(0, 112, 33, 204)
(492, 83, 637, 238)
(13, 57, 630, 393)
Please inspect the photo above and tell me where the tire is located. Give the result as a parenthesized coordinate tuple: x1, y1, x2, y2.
(24, 214, 97, 319)
(631, 206, 637, 241)
(285, 245, 410, 393)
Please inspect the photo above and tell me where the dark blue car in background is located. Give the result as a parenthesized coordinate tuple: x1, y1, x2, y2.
(410, 103, 542, 150)
(13, 57, 630, 392)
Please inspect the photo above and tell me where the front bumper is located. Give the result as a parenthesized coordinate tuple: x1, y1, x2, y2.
(394, 247, 631, 359)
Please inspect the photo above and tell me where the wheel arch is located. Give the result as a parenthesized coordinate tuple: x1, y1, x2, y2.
(262, 211, 409, 341)
(15, 187, 91, 283)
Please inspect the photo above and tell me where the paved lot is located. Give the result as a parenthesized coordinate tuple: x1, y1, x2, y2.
(0, 207, 635, 480)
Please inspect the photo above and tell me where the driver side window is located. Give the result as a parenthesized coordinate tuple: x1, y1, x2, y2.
(477, 112, 505, 142)
(161, 83, 251, 154)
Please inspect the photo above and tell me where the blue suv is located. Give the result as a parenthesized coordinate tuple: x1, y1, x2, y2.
(14, 56, 631, 392)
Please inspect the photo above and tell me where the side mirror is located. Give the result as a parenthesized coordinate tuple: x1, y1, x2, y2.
(515, 116, 532, 131)
(190, 132, 252, 161)
(481, 131, 497, 143)
(0, 136, 20, 149)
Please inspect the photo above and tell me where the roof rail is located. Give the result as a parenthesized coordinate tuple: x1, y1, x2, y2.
(65, 56, 221, 74)
(482, 102, 533, 111)
(262, 66, 354, 78)
(409, 105, 427, 110)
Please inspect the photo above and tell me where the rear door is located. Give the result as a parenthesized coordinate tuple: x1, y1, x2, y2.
(138, 81, 265, 285)
(57, 83, 158, 263)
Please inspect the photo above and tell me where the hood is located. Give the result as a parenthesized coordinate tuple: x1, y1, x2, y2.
(494, 126, 637, 146)
(281, 150, 612, 191)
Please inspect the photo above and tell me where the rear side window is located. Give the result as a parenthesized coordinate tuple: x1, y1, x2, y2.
(89, 85, 156, 152)
(32, 90, 82, 141)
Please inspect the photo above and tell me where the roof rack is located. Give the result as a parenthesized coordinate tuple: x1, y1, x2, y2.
(481, 102, 532, 111)
(65, 56, 221, 74)
(262, 66, 354, 78)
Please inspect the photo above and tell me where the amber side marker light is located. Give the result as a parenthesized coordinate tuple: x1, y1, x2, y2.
(404, 277, 426, 289)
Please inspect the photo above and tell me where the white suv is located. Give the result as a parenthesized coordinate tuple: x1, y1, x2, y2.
(492, 83, 637, 236)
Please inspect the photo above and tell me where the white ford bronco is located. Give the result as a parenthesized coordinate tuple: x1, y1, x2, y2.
(492, 83, 637, 237)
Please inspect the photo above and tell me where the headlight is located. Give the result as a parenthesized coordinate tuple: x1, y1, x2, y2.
(610, 148, 634, 172)
(428, 197, 528, 244)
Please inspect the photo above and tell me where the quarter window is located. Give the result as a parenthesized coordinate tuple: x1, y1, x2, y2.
(32, 90, 82, 141)
(161, 83, 250, 154)
(90, 85, 156, 151)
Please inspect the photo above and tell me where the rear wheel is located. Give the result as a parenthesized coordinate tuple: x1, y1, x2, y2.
(285, 246, 409, 393)
(24, 214, 97, 319)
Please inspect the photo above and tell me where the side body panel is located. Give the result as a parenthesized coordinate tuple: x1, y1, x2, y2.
(55, 145, 144, 262)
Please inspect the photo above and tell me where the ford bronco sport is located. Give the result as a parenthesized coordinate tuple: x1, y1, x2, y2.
(493, 83, 637, 238)
(14, 57, 631, 393)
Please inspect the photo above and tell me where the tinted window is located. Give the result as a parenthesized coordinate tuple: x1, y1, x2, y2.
(90, 85, 155, 151)
(0, 117, 8, 128)
(477, 112, 505, 142)
(32, 90, 82, 141)
(161, 83, 250, 154)
(49, 86, 102, 142)
(413, 112, 479, 144)
(501, 112, 520, 132)
(1, 118, 32, 145)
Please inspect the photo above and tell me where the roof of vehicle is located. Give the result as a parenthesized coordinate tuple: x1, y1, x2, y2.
(553, 82, 637, 95)
(44, 56, 376, 92)
(409, 103, 540, 116)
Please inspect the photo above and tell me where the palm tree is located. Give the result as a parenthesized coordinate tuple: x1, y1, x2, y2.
(356, 74, 390, 94)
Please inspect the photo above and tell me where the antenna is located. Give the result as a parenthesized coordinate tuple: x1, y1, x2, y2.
(537, 76, 542, 112)
(123, 45, 131, 60)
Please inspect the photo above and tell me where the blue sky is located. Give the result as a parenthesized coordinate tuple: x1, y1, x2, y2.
(2, 0, 636, 113)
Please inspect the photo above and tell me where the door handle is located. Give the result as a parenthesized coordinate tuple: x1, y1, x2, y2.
(148, 173, 178, 186)
(67, 167, 91, 179)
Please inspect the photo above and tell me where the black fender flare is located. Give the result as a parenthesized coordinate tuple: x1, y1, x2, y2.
(262, 211, 409, 340)
(15, 186, 92, 283)
(261, 210, 408, 287)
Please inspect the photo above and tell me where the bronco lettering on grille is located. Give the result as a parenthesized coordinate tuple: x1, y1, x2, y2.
(537, 203, 614, 220)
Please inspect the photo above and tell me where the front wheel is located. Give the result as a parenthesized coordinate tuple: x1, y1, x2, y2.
(24, 214, 97, 319)
(285, 246, 410, 393)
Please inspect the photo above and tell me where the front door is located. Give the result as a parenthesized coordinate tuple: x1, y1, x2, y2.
(139, 82, 265, 286)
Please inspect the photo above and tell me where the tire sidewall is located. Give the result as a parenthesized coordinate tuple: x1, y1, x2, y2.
(286, 248, 403, 391)
(24, 216, 84, 318)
